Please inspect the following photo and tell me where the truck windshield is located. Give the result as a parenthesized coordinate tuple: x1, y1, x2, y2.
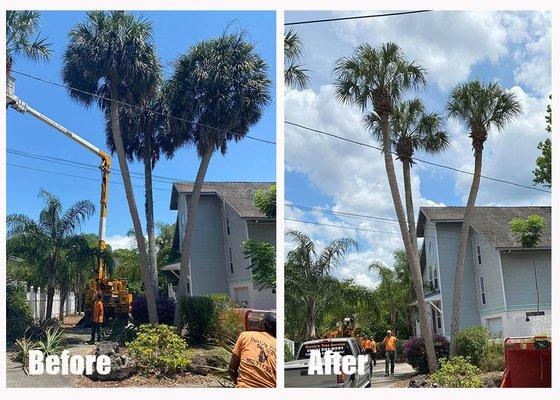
(297, 341, 352, 359)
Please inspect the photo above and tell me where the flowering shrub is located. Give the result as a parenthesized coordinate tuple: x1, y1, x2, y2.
(430, 356, 483, 388)
(403, 334, 449, 373)
(131, 296, 176, 326)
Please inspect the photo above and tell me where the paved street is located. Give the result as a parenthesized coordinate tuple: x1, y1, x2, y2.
(371, 360, 417, 388)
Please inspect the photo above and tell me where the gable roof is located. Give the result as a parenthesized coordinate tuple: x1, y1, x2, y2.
(417, 206, 551, 249)
(170, 181, 274, 219)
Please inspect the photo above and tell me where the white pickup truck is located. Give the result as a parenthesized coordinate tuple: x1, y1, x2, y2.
(284, 337, 372, 388)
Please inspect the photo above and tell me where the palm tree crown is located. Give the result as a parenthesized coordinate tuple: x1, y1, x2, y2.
(447, 80, 523, 151)
(364, 98, 449, 163)
(333, 42, 427, 117)
(284, 29, 309, 89)
(165, 31, 272, 157)
(62, 11, 160, 111)
(6, 11, 51, 71)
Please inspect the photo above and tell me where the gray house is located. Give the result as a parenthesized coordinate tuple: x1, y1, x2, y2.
(165, 181, 276, 310)
(409, 206, 551, 338)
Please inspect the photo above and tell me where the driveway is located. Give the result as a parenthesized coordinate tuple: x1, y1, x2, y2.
(371, 359, 417, 388)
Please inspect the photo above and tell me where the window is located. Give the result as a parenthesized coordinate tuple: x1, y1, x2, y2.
(228, 246, 234, 273)
(428, 265, 439, 291)
(480, 276, 486, 305)
(226, 217, 231, 236)
(428, 241, 433, 257)
(433, 266, 439, 290)
(431, 306, 442, 333)
(476, 245, 482, 265)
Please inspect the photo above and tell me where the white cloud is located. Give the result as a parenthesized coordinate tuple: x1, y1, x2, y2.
(105, 234, 135, 250)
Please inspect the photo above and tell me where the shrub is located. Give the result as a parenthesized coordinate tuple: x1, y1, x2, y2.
(285, 342, 295, 362)
(127, 324, 189, 375)
(36, 327, 65, 356)
(404, 334, 449, 374)
(430, 356, 483, 388)
(180, 296, 215, 343)
(14, 338, 38, 369)
(480, 340, 505, 372)
(456, 326, 490, 367)
(7, 285, 33, 341)
(131, 296, 176, 326)
(213, 306, 244, 344)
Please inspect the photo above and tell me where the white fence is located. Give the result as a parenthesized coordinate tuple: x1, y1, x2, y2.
(25, 286, 77, 321)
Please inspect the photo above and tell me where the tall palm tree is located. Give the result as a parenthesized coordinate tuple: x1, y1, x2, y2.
(447, 80, 522, 355)
(285, 230, 357, 340)
(7, 190, 94, 320)
(6, 10, 51, 74)
(166, 32, 271, 328)
(284, 29, 309, 89)
(364, 99, 449, 250)
(62, 11, 160, 323)
(333, 42, 438, 372)
(105, 86, 175, 303)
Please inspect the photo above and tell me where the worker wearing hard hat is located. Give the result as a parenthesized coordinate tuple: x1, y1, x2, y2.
(228, 313, 277, 388)
(383, 330, 398, 376)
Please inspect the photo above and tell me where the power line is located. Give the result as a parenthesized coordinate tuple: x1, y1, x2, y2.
(285, 120, 551, 194)
(10, 70, 276, 145)
(284, 217, 400, 235)
(286, 203, 399, 223)
(285, 10, 432, 26)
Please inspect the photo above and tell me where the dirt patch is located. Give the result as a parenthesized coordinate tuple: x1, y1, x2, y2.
(76, 372, 230, 388)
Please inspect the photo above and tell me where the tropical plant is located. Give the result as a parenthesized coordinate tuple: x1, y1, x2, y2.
(364, 98, 449, 249)
(533, 95, 551, 187)
(254, 184, 276, 218)
(447, 80, 523, 355)
(36, 327, 65, 356)
(243, 239, 276, 292)
(7, 190, 94, 320)
(285, 230, 357, 340)
(7, 284, 33, 341)
(14, 338, 38, 370)
(284, 29, 309, 89)
(430, 356, 483, 388)
(333, 42, 438, 372)
(62, 11, 160, 323)
(510, 214, 546, 312)
(456, 326, 490, 367)
(166, 31, 271, 328)
(6, 11, 51, 74)
(180, 296, 215, 343)
(127, 324, 189, 375)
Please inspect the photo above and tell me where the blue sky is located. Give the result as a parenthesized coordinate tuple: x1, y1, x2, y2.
(284, 10, 551, 287)
(7, 10, 276, 249)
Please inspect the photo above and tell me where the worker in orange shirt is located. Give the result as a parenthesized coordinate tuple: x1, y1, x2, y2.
(370, 337, 377, 367)
(229, 313, 276, 388)
(383, 330, 397, 376)
(89, 292, 104, 344)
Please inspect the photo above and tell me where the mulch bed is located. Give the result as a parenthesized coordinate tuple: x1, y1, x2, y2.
(76, 372, 230, 388)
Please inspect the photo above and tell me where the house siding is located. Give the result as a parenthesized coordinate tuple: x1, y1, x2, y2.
(501, 250, 551, 310)
(224, 203, 252, 281)
(435, 223, 480, 334)
(246, 221, 276, 310)
(470, 232, 505, 313)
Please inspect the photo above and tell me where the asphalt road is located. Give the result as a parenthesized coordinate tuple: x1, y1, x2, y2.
(370, 360, 417, 388)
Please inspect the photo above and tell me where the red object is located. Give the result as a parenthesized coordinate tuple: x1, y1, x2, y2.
(501, 336, 551, 388)
(238, 309, 274, 331)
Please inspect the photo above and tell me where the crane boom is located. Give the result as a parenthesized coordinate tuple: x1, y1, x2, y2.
(7, 86, 111, 280)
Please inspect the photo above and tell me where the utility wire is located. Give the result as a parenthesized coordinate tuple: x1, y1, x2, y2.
(285, 10, 432, 26)
(10, 70, 276, 145)
(286, 203, 399, 223)
(285, 121, 551, 194)
(284, 217, 401, 235)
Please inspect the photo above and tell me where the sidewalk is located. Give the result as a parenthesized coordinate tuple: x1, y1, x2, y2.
(371, 359, 417, 388)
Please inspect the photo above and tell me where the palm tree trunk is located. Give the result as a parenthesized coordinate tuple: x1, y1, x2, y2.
(59, 286, 68, 321)
(109, 79, 158, 324)
(143, 129, 160, 300)
(402, 160, 418, 251)
(306, 297, 316, 340)
(380, 116, 438, 372)
(173, 139, 216, 328)
(45, 260, 56, 320)
(532, 249, 540, 312)
(449, 147, 482, 356)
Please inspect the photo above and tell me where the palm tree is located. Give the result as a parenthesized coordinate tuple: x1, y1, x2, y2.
(333, 42, 438, 372)
(62, 11, 160, 323)
(165, 32, 271, 328)
(7, 190, 94, 320)
(6, 10, 51, 74)
(285, 230, 357, 339)
(447, 80, 522, 355)
(364, 99, 449, 250)
(284, 29, 309, 89)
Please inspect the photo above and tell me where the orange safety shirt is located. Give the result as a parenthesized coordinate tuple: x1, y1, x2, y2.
(384, 335, 397, 351)
(232, 331, 276, 388)
(92, 300, 104, 323)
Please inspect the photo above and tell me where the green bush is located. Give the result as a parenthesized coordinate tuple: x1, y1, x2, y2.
(456, 326, 490, 367)
(480, 341, 505, 372)
(285, 342, 295, 362)
(7, 285, 33, 341)
(180, 296, 215, 343)
(37, 327, 65, 356)
(430, 356, 483, 388)
(127, 324, 189, 375)
(213, 306, 244, 344)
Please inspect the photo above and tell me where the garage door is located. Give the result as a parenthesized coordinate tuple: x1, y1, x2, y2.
(487, 317, 503, 337)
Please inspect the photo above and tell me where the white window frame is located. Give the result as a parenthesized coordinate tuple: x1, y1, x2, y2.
(476, 245, 482, 265)
(433, 265, 439, 290)
(226, 217, 231, 236)
(480, 276, 486, 305)
(228, 246, 234, 273)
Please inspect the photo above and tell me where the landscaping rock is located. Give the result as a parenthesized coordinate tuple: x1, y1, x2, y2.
(190, 352, 228, 376)
(90, 341, 135, 381)
(482, 371, 503, 388)
(409, 374, 438, 388)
